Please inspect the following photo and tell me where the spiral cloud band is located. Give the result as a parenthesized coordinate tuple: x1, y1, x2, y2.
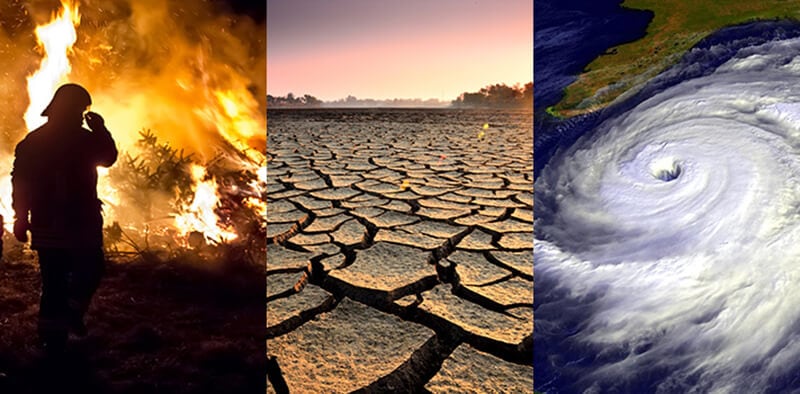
(535, 34, 800, 393)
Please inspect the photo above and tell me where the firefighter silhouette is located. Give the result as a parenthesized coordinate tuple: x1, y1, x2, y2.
(12, 83, 118, 354)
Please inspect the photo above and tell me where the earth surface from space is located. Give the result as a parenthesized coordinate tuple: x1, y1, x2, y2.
(536, 0, 800, 393)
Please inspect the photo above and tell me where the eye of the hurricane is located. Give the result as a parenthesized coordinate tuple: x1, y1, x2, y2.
(649, 158, 682, 182)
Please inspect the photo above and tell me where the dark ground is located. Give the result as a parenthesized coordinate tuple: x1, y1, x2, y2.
(0, 235, 264, 394)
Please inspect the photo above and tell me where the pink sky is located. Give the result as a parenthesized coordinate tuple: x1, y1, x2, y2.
(267, 0, 532, 102)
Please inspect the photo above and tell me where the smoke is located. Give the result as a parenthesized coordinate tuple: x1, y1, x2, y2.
(535, 34, 800, 393)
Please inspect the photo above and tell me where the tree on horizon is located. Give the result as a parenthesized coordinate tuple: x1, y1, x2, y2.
(267, 93, 322, 108)
(267, 82, 533, 109)
(451, 82, 533, 109)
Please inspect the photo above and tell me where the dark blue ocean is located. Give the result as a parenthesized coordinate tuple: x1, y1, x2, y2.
(534, 0, 651, 178)
(534, 0, 652, 113)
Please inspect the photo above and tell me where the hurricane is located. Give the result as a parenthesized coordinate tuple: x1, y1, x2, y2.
(535, 26, 800, 393)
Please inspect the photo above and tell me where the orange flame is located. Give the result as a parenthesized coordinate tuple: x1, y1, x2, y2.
(25, 0, 80, 131)
(0, 1, 80, 232)
(174, 164, 237, 243)
(195, 88, 266, 164)
(246, 165, 267, 220)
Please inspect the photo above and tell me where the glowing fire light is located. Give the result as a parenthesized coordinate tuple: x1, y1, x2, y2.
(245, 165, 266, 221)
(0, 0, 80, 232)
(195, 87, 266, 164)
(174, 164, 237, 243)
(25, 0, 80, 131)
(256, 165, 266, 184)
(0, 0, 265, 242)
(0, 161, 14, 233)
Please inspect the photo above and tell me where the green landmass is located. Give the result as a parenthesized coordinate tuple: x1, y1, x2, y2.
(550, 0, 800, 117)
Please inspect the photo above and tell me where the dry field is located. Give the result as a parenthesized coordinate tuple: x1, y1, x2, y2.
(267, 108, 533, 393)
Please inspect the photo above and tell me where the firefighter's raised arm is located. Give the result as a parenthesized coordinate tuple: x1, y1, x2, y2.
(85, 111, 117, 167)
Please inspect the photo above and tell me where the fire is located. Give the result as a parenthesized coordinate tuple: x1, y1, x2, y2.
(246, 165, 267, 221)
(196, 88, 266, 164)
(25, 0, 81, 131)
(0, 0, 80, 232)
(0, 1, 266, 243)
(0, 161, 14, 233)
(174, 164, 237, 243)
(256, 165, 266, 184)
(96, 167, 120, 219)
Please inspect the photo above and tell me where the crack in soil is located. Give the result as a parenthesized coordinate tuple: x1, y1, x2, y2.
(266, 109, 533, 392)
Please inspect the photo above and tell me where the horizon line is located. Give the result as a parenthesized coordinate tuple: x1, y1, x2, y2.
(266, 94, 453, 102)
(267, 105, 534, 109)
(267, 81, 533, 103)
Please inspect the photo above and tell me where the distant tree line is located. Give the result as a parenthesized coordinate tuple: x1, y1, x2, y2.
(267, 93, 323, 108)
(325, 95, 448, 108)
(451, 82, 533, 109)
(267, 93, 448, 108)
(268, 82, 533, 109)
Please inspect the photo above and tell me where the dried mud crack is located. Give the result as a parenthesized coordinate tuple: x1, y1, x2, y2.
(267, 109, 533, 393)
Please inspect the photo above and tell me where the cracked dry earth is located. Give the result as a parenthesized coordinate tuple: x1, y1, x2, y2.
(266, 109, 533, 393)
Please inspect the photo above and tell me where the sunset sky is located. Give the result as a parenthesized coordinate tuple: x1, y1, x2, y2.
(267, 0, 532, 102)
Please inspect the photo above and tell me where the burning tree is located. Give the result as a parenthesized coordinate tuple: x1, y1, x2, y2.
(103, 128, 266, 264)
(108, 129, 196, 224)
